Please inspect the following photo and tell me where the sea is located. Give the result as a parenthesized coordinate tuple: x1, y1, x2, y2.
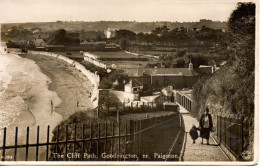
(0, 45, 62, 160)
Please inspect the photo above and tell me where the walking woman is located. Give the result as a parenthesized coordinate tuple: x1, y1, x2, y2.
(199, 107, 213, 145)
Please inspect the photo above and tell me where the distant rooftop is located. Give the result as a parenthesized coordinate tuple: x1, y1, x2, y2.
(125, 79, 143, 87)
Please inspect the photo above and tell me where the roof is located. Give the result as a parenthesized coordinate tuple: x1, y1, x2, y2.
(45, 45, 65, 48)
(125, 79, 143, 87)
(35, 39, 44, 42)
(199, 65, 212, 68)
(144, 68, 200, 77)
(141, 95, 161, 102)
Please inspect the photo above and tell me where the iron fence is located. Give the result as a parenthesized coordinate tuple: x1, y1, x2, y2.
(0, 114, 180, 161)
(216, 116, 248, 160)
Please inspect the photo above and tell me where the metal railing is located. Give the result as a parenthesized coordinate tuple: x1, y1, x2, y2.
(0, 114, 179, 161)
(216, 116, 248, 160)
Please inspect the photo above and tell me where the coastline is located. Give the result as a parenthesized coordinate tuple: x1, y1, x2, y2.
(1, 50, 94, 160)
(19, 53, 94, 120)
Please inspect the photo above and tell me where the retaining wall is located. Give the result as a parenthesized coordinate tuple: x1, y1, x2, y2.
(83, 52, 108, 69)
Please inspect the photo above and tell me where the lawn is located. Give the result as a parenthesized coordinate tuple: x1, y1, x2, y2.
(91, 51, 147, 59)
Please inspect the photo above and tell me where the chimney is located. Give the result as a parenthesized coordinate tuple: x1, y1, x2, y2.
(189, 61, 193, 70)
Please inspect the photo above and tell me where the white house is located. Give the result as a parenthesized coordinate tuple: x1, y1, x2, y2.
(34, 39, 45, 47)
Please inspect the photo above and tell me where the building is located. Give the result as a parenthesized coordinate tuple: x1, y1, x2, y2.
(197, 65, 216, 74)
(124, 79, 143, 101)
(34, 39, 45, 47)
(142, 62, 200, 90)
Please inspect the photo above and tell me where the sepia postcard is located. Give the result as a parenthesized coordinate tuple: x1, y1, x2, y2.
(0, 0, 258, 166)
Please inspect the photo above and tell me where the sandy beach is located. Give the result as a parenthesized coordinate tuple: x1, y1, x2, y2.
(20, 53, 94, 120)
(0, 50, 94, 161)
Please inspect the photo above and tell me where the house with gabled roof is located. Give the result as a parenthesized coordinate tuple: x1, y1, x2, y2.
(130, 62, 201, 91)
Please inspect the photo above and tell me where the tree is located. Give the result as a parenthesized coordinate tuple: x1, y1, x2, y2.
(192, 2, 255, 159)
(228, 2, 255, 72)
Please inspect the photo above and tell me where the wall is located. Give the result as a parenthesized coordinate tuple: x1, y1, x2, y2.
(175, 90, 193, 112)
(83, 52, 108, 69)
(151, 75, 184, 89)
(124, 51, 160, 59)
(150, 75, 199, 89)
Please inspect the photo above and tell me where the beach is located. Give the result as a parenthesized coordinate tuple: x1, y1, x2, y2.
(20, 53, 95, 119)
(0, 48, 94, 160)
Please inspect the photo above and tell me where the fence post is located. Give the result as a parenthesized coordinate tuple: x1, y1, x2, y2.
(46, 125, 50, 161)
(104, 123, 107, 154)
(241, 118, 244, 152)
(230, 118, 232, 151)
(89, 123, 92, 160)
(139, 120, 142, 160)
(56, 126, 60, 154)
(14, 127, 18, 161)
(220, 116, 222, 145)
(224, 117, 227, 146)
(124, 121, 127, 159)
(36, 126, 40, 161)
(65, 125, 68, 161)
(97, 123, 100, 159)
(1, 127, 6, 161)
(26, 127, 29, 161)
(217, 116, 219, 140)
(111, 122, 114, 161)
(118, 121, 121, 160)
(81, 124, 85, 161)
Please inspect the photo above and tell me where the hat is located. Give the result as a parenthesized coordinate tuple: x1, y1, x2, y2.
(205, 107, 209, 113)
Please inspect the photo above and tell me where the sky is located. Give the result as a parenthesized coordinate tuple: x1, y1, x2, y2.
(0, 0, 248, 23)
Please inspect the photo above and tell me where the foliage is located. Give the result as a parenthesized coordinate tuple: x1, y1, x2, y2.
(99, 70, 129, 90)
(48, 29, 80, 45)
(112, 25, 226, 50)
(192, 2, 255, 158)
(6, 41, 20, 48)
(189, 54, 208, 68)
(174, 59, 186, 68)
(81, 62, 129, 90)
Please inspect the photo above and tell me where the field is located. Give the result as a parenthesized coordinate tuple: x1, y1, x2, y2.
(91, 51, 161, 71)
(92, 51, 148, 59)
(51, 51, 162, 76)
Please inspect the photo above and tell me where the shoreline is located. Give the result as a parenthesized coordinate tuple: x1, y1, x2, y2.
(4, 52, 95, 161)
(19, 53, 94, 120)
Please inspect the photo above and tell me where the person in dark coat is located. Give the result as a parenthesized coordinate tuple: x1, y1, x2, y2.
(199, 107, 213, 145)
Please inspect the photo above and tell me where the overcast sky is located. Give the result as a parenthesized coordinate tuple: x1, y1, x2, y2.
(0, 0, 246, 23)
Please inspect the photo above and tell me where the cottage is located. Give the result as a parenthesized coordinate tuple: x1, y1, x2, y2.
(34, 39, 45, 47)
(124, 79, 143, 101)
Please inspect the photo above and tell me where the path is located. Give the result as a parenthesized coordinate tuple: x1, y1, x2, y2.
(178, 105, 230, 161)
